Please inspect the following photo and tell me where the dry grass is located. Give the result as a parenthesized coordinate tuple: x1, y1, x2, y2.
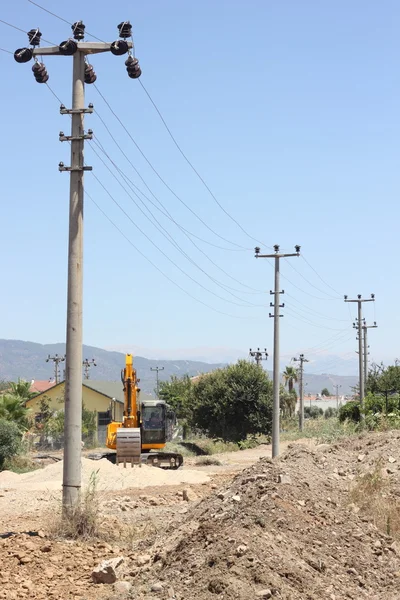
(350, 460, 400, 539)
(50, 470, 105, 541)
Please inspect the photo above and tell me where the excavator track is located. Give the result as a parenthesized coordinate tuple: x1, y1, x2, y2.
(144, 452, 184, 470)
(116, 428, 141, 467)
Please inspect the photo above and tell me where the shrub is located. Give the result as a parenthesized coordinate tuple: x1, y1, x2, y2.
(304, 405, 323, 419)
(338, 400, 361, 423)
(195, 456, 222, 466)
(324, 407, 338, 419)
(0, 419, 22, 469)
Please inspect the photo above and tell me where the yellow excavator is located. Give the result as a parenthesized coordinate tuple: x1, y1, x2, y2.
(105, 354, 183, 469)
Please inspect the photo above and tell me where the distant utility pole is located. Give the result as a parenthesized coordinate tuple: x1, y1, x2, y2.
(333, 384, 342, 410)
(83, 358, 97, 380)
(249, 348, 268, 367)
(151, 366, 165, 398)
(362, 321, 378, 386)
(344, 294, 375, 415)
(14, 21, 140, 513)
(293, 354, 309, 431)
(255, 244, 300, 457)
(46, 354, 65, 384)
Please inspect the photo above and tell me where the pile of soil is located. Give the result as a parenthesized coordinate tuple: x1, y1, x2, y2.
(0, 457, 209, 492)
(132, 431, 400, 599)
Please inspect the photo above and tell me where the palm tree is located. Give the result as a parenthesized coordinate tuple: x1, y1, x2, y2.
(0, 394, 31, 430)
(282, 366, 299, 393)
(9, 379, 35, 401)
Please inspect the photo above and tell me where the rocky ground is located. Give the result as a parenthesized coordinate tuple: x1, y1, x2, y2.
(1, 433, 400, 599)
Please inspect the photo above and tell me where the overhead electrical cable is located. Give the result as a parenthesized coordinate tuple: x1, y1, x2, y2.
(93, 84, 250, 251)
(91, 131, 267, 294)
(85, 189, 262, 321)
(89, 142, 264, 307)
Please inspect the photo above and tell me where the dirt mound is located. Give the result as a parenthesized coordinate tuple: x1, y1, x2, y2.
(0, 457, 209, 492)
(132, 431, 400, 599)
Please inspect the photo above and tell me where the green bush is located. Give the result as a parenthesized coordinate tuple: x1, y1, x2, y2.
(324, 407, 338, 419)
(338, 400, 361, 423)
(304, 405, 323, 419)
(364, 392, 400, 415)
(0, 419, 22, 469)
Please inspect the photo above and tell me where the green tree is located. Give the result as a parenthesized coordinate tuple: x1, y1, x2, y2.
(282, 366, 298, 393)
(280, 385, 297, 418)
(367, 362, 400, 395)
(0, 394, 31, 430)
(188, 360, 272, 442)
(0, 419, 22, 469)
(321, 387, 331, 397)
(9, 379, 36, 401)
(46, 404, 97, 442)
(159, 374, 192, 420)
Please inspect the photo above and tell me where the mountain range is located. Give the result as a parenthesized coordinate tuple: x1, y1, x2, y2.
(0, 339, 357, 395)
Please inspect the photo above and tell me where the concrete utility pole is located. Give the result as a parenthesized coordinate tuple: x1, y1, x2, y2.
(249, 348, 268, 367)
(151, 366, 165, 398)
(293, 353, 309, 431)
(333, 384, 342, 410)
(362, 321, 378, 386)
(255, 244, 300, 457)
(344, 294, 375, 415)
(83, 358, 97, 380)
(14, 22, 138, 513)
(46, 354, 66, 384)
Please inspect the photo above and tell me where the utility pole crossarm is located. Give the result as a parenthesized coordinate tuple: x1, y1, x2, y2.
(32, 42, 133, 56)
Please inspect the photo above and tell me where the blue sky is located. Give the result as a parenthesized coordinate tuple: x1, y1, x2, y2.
(0, 0, 398, 370)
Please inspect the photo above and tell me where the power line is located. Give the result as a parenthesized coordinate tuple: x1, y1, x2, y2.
(285, 293, 349, 322)
(301, 254, 342, 297)
(89, 145, 262, 309)
(284, 258, 341, 300)
(93, 110, 246, 253)
(138, 79, 269, 248)
(90, 135, 266, 295)
(0, 18, 55, 44)
(86, 189, 260, 321)
(26, 0, 106, 43)
(93, 84, 250, 251)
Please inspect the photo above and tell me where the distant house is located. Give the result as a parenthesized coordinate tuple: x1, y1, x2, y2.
(26, 380, 155, 445)
(27, 380, 125, 445)
(29, 380, 57, 394)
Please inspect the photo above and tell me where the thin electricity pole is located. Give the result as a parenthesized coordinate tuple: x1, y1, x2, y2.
(362, 321, 378, 386)
(255, 244, 300, 457)
(151, 366, 165, 398)
(345, 294, 375, 416)
(249, 348, 268, 367)
(14, 22, 138, 512)
(333, 383, 342, 410)
(293, 353, 309, 431)
(83, 358, 97, 380)
(46, 354, 66, 384)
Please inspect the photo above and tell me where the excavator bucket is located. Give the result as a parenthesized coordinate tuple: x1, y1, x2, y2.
(116, 428, 141, 467)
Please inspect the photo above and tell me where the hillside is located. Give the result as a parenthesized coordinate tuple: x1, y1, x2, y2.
(0, 339, 357, 395)
(0, 339, 225, 395)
